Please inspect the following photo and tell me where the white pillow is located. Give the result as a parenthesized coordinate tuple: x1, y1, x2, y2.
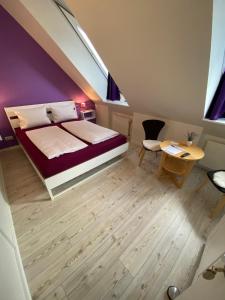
(15, 106, 51, 129)
(50, 102, 78, 123)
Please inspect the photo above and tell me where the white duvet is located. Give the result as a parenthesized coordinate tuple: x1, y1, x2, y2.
(62, 120, 119, 144)
(26, 126, 87, 159)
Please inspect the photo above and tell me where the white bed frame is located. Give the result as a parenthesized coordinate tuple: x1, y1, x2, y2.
(4, 101, 129, 200)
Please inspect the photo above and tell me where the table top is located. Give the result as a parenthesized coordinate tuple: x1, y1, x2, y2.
(160, 140, 205, 161)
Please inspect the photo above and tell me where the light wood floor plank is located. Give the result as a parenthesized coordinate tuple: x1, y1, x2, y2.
(43, 286, 68, 300)
(1, 146, 218, 300)
(120, 191, 208, 300)
(120, 188, 191, 276)
(31, 177, 157, 298)
(69, 260, 130, 300)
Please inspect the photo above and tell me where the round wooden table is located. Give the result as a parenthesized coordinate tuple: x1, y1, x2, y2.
(158, 141, 205, 188)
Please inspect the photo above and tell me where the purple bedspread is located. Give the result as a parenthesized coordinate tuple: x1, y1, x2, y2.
(15, 124, 127, 178)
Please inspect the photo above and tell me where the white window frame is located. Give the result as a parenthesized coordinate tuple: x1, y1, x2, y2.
(55, 1, 108, 77)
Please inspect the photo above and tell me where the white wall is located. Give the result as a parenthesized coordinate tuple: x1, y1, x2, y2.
(197, 133, 225, 169)
(95, 103, 110, 127)
(204, 0, 225, 115)
(0, 162, 31, 300)
(66, 2, 210, 120)
(112, 112, 133, 137)
(66, 0, 225, 138)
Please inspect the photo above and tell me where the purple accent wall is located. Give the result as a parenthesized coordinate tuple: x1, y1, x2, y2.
(0, 5, 89, 149)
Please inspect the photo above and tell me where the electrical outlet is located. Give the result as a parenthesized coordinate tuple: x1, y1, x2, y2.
(4, 136, 14, 141)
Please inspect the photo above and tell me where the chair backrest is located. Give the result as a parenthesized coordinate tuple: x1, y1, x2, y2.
(142, 119, 165, 140)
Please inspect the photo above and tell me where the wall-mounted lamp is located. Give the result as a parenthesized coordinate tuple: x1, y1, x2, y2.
(80, 102, 86, 109)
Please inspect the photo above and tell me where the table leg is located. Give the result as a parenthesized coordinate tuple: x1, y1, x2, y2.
(158, 152, 167, 177)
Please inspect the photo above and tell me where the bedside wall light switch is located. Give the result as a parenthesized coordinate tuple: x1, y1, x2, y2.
(5, 136, 14, 141)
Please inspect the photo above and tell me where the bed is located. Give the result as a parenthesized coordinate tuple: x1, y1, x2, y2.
(4, 101, 128, 200)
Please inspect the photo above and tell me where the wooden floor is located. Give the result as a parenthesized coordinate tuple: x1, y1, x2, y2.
(1, 146, 219, 300)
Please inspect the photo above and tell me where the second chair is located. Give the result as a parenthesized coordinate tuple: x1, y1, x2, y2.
(196, 170, 225, 219)
(139, 119, 165, 166)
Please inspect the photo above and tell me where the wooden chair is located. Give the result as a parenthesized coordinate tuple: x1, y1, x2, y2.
(196, 170, 225, 219)
(139, 119, 165, 166)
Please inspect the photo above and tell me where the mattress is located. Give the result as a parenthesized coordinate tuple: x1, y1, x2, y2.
(26, 126, 88, 159)
(62, 120, 119, 144)
(15, 124, 127, 179)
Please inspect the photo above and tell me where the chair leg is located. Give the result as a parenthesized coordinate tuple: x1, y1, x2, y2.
(139, 147, 146, 166)
(139, 146, 144, 157)
(209, 195, 225, 219)
(195, 175, 208, 193)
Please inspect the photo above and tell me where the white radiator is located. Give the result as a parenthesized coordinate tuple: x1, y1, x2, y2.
(112, 113, 132, 137)
(199, 140, 225, 170)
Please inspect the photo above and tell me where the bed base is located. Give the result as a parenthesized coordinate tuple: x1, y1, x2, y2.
(20, 142, 128, 200)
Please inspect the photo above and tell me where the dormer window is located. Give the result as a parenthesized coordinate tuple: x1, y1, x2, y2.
(205, 72, 225, 122)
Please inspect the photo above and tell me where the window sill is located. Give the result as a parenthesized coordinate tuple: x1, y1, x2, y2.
(103, 99, 129, 107)
(203, 117, 225, 126)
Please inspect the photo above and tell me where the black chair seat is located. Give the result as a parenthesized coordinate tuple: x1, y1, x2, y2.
(207, 170, 225, 194)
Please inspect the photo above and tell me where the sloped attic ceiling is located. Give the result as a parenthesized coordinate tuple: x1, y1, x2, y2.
(1, 0, 106, 101)
(66, 0, 212, 126)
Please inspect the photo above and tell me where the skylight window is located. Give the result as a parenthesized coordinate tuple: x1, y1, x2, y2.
(76, 25, 108, 76)
(55, 0, 108, 77)
(54, 0, 127, 105)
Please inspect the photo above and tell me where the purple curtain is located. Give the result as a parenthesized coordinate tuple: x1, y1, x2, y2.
(106, 73, 120, 100)
(206, 72, 225, 120)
